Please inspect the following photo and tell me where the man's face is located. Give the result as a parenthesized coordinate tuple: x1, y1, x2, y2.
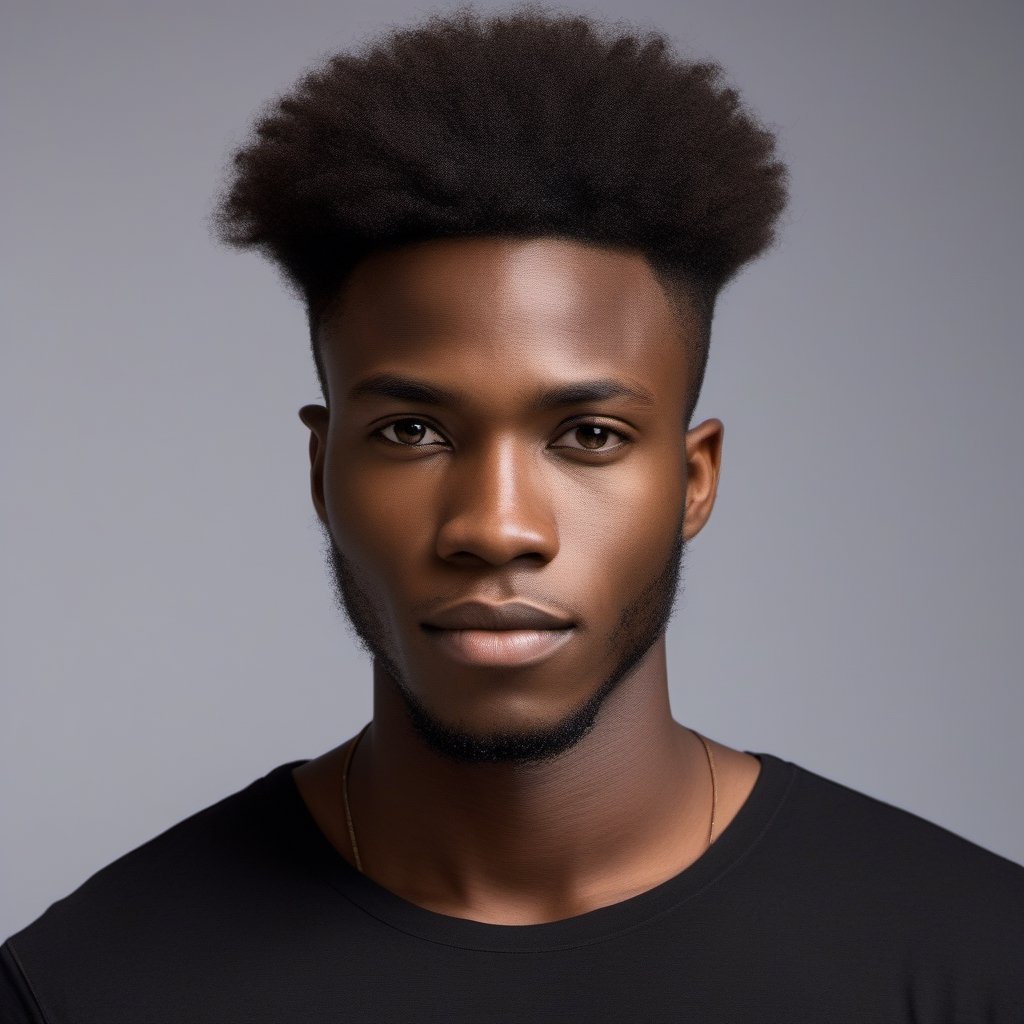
(307, 236, 707, 765)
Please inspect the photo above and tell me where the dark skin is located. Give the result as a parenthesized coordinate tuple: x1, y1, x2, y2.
(294, 236, 761, 926)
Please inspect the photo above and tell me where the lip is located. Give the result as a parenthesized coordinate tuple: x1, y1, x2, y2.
(421, 625, 576, 667)
(422, 599, 575, 631)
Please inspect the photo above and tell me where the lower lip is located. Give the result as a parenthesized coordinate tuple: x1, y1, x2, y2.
(421, 627, 575, 667)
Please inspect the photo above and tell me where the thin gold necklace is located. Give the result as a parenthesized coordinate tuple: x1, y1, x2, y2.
(694, 729, 719, 847)
(341, 723, 718, 875)
(341, 722, 370, 873)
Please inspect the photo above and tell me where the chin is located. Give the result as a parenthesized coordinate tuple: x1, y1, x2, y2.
(393, 673, 614, 766)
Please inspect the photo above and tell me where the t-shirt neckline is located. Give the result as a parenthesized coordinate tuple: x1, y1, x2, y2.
(261, 749, 795, 953)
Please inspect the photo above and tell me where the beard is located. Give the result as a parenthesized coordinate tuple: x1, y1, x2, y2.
(321, 510, 685, 766)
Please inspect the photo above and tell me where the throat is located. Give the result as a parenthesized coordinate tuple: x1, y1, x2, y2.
(292, 722, 760, 925)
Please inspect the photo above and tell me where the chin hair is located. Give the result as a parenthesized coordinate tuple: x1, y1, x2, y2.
(323, 518, 685, 766)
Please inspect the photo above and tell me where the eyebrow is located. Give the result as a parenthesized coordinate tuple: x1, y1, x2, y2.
(347, 372, 655, 412)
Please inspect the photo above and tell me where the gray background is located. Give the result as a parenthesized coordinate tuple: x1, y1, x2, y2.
(3, 0, 1021, 937)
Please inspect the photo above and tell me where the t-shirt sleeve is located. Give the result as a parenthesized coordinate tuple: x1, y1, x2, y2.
(0, 942, 48, 1024)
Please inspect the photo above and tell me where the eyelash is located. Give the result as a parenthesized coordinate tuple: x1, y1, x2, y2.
(372, 417, 632, 455)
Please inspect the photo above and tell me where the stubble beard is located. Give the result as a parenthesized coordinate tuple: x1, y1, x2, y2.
(321, 513, 686, 766)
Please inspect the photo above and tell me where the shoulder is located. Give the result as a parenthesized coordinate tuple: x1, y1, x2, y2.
(772, 756, 1024, 892)
(2, 763, 307, 1022)
(14, 765, 288, 927)
(753, 755, 1024, 984)
(728, 755, 1024, 1021)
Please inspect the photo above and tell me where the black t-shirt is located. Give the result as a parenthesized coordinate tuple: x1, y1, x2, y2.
(3, 753, 1022, 1023)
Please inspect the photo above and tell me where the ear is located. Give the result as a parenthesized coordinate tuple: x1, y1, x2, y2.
(682, 417, 724, 542)
(298, 404, 330, 526)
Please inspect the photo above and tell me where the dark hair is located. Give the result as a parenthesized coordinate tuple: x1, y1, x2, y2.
(213, 3, 788, 426)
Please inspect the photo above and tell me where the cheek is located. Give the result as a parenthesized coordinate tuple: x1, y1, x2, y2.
(324, 454, 435, 566)
(557, 455, 685, 602)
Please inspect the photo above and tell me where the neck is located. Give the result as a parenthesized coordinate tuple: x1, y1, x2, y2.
(347, 637, 717, 924)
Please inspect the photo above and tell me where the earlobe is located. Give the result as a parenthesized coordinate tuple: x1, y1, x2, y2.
(682, 417, 724, 542)
(298, 404, 330, 526)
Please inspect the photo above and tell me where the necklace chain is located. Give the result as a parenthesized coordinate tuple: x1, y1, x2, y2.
(341, 723, 369, 873)
(341, 723, 718, 876)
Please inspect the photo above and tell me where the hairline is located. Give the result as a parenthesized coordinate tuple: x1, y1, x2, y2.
(304, 233, 714, 426)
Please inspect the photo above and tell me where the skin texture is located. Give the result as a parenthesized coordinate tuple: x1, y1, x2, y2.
(294, 236, 761, 925)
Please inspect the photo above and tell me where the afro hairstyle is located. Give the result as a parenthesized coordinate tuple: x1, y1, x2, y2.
(213, 3, 789, 426)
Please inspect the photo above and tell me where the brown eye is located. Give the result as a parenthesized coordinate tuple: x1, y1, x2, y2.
(378, 419, 447, 447)
(576, 425, 610, 449)
(394, 420, 426, 444)
(553, 422, 629, 453)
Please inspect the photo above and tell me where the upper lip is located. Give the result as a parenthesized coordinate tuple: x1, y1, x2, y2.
(422, 600, 574, 631)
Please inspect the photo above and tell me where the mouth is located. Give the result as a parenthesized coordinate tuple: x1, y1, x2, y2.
(420, 625, 576, 668)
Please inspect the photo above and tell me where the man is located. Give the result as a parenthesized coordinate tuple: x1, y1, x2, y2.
(3, 7, 1021, 1022)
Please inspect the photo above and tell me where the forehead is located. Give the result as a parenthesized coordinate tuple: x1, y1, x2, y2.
(317, 236, 693, 415)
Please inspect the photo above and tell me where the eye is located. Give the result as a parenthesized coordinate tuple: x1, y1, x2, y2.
(375, 418, 449, 448)
(551, 422, 630, 454)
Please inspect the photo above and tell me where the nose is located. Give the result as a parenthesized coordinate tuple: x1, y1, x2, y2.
(434, 438, 559, 566)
